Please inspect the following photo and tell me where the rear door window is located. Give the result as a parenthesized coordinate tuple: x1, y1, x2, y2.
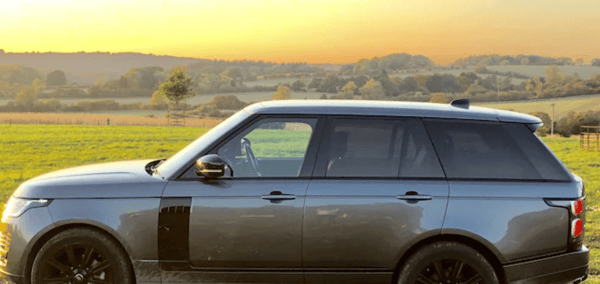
(316, 117, 444, 178)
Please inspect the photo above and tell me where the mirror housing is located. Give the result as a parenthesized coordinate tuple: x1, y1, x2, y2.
(195, 154, 231, 178)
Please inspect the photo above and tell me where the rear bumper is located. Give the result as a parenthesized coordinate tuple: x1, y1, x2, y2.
(504, 245, 589, 284)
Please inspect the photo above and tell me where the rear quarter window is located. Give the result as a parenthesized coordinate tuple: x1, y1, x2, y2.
(423, 119, 571, 181)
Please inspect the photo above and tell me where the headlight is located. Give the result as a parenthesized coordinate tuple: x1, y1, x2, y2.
(1, 197, 50, 222)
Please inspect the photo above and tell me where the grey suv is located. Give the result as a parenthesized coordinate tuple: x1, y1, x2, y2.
(0, 99, 589, 284)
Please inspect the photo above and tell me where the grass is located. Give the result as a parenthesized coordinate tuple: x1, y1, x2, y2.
(0, 125, 599, 282)
(542, 137, 600, 282)
(0, 124, 210, 201)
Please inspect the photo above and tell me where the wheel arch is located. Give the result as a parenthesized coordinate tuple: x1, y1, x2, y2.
(23, 222, 136, 284)
(392, 233, 507, 284)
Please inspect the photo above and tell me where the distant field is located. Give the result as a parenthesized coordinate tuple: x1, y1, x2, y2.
(476, 94, 600, 118)
(488, 65, 600, 80)
(0, 91, 326, 107)
(0, 112, 224, 127)
(243, 77, 302, 87)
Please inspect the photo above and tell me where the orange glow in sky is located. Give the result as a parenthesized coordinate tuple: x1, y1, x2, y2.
(1, 0, 599, 64)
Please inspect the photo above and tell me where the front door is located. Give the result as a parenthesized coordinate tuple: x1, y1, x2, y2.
(302, 117, 449, 283)
(160, 116, 321, 283)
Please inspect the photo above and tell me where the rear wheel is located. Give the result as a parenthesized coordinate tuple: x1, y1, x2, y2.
(31, 228, 133, 284)
(397, 241, 499, 284)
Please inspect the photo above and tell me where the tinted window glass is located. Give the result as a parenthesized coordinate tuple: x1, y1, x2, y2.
(398, 120, 445, 178)
(424, 119, 543, 180)
(323, 118, 444, 178)
(217, 118, 317, 177)
(503, 123, 571, 181)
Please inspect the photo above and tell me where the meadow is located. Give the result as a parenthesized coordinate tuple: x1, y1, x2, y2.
(0, 124, 599, 282)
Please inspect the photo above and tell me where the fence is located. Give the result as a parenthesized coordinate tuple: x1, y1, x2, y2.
(580, 126, 600, 151)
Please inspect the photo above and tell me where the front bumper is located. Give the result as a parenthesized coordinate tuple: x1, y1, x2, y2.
(0, 206, 55, 284)
(504, 246, 589, 284)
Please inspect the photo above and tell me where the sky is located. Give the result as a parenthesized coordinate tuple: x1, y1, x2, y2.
(1, 0, 599, 65)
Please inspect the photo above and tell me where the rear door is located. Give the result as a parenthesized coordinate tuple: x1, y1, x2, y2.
(302, 116, 449, 283)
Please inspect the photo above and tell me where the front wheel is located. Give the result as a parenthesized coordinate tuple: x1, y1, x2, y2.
(31, 228, 133, 284)
(397, 241, 499, 284)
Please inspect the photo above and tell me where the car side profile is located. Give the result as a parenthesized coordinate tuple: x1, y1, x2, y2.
(0, 99, 589, 284)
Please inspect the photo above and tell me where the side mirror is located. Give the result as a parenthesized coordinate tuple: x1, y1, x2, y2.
(195, 154, 232, 178)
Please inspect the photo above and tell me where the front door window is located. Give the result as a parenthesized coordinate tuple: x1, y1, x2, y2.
(217, 118, 317, 177)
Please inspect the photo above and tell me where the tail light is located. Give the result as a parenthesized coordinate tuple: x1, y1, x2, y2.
(545, 175, 586, 247)
(572, 219, 583, 237)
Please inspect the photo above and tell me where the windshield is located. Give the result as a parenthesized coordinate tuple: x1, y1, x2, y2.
(156, 109, 253, 179)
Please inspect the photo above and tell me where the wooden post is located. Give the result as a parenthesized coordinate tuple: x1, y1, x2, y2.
(587, 130, 590, 150)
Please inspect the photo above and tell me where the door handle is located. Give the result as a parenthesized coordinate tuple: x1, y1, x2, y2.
(397, 194, 432, 201)
(261, 194, 296, 201)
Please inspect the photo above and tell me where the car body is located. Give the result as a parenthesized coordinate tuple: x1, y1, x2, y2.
(0, 99, 589, 284)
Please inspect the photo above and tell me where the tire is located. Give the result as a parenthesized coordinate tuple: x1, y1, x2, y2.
(31, 228, 133, 284)
(397, 241, 499, 284)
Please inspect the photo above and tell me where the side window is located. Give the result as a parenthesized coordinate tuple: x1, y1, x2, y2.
(322, 118, 444, 178)
(217, 118, 317, 177)
(423, 119, 543, 180)
(503, 123, 571, 181)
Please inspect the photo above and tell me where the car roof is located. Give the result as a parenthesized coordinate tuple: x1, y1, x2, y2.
(244, 100, 541, 124)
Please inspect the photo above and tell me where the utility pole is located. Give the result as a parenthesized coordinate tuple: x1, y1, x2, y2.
(551, 103, 555, 136)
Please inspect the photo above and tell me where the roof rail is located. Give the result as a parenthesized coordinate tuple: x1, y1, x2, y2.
(450, 98, 470, 109)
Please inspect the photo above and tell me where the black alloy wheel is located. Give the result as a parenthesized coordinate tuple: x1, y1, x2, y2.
(416, 259, 482, 284)
(397, 242, 499, 284)
(31, 228, 133, 284)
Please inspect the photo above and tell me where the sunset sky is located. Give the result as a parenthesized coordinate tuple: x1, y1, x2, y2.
(1, 0, 599, 65)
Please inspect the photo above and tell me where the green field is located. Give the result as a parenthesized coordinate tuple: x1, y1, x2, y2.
(477, 94, 600, 119)
(1, 124, 599, 282)
(0, 124, 210, 201)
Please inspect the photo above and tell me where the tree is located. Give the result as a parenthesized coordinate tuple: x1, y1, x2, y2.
(575, 58, 584, 66)
(46, 70, 67, 86)
(546, 65, 561, 84)
(272, 85, 291, 100)
(340, 81, 357, 96)
(520, 58, 529, 66)
(592, 59, 600, 67)
(500, 60, 510, 66)
(359, 79, 385, 100)
(150, 90, 167, 106)
(118, 76, 128, 88)
(32, 78, 45, 92)
(157, 71, 194, 108)
(15, 88, 37, 105)
(398, 76, 420, 93)
(291, 80, 306, 91)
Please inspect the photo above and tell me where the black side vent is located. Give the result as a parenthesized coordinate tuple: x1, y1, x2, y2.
(450, 98, 470, 109)
(158, 198, 192, 262)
